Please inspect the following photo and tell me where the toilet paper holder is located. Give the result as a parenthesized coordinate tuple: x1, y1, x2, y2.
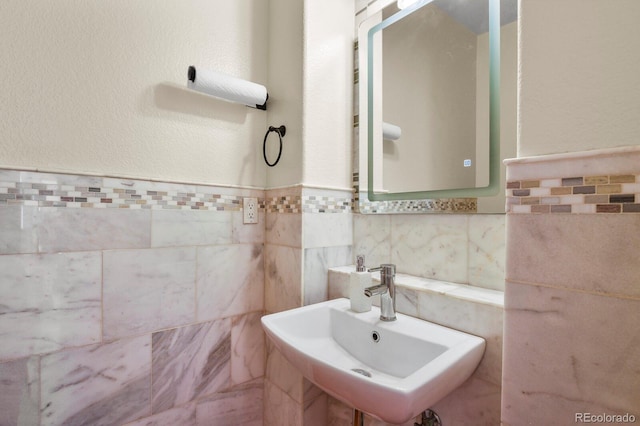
(263, 125, 286, 167)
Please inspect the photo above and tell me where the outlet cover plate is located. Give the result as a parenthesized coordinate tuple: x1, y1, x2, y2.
(243, 197, 258, 224)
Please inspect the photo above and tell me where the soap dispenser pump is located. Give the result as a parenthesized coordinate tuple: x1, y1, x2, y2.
(349, 255, 372, 312)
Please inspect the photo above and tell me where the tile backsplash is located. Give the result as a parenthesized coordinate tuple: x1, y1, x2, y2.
(0, 170, 356, 426)
(505, 146, 640, 214)
(507, 173, 640, 213)
(0, 174, 252, 211)
(0, 169, 265, 426)
(353, 213, 505, 292)
(503, 147, 640, 423)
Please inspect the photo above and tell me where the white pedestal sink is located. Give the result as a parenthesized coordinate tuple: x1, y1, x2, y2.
(261, 298, 485, 425)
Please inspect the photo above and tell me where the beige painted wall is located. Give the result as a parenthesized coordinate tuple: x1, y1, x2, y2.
(0, 0, 355, 191)
(266, 0, 304, 188)
(518, 0, 640, 157)
(0, 0, 269, 187)
(301, 0, 354, 190)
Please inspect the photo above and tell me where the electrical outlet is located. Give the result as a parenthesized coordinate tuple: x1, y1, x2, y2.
(243, 197, 259, 224)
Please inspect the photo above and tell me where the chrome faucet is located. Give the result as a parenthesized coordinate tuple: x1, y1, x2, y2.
(365, 264, 396, 321)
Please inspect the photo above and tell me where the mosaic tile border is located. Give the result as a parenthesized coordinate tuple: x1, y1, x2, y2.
(352, 173, 477, 214)
(506, 174, 640, 214)
(0, 179, 258, 211)
(265, 195, 353, 214)
(0, 170, 353, 214)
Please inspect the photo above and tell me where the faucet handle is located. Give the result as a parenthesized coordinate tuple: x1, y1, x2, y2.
(367, 264, 396, 276)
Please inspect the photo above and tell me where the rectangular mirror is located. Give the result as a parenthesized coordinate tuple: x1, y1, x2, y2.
(357, 0, 517, 213)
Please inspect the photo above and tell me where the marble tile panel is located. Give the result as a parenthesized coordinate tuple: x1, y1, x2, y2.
(327, 396, 352, 426)
(232, 211, 265, 244)
(446, 284, 504, 307)
(303, 246, 352, 306)
(391, 272, 458, 293)
(265, 186, 301, 199)
(468, 215, 505, 291)
(507, 214, 640, 298)
(122, 404, 196, 426)
(263, 379, 302, 426)
(264, 244, 302, 313)
(152, 319, 231, 413)
(197, 244, 263, 322)
(231, 312, 265, 386)
(395, 287, 419, 318)
(194, 185, 263, 198)
(13, 170, 103, 187)
(418, 291, 503, 386)
(195, 379, 263, 426)
(328, 267, 351, 300)
(0, 356, 39, 426)
(40, 335, 152, 426)
(151, 210, 232, 247)
(265, 339, 304, 403)
(265, 210, 302, 247)
(103, 247, 196, 339)
(430, 377, 501, 426)
(102, 177, 197, 194)
(37, 207, 151, 253)
(0, 251, 101, 360)
(0, 169, 20, 183)
(303, 379, 324, 407)
(502, 282, 640, 423)
(391, 214, 469, 283)
(303, 213, 353, 248)
(302, 187, 352, 199)
(352, 214, 391, 268)
(505, 146, 640, 181)
(303, 392, 327, 426)
(0, 206, 38, 255)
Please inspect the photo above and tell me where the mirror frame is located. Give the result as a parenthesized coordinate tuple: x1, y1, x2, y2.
(364, 0, 501, 202)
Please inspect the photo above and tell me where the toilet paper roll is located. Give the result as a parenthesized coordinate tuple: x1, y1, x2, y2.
(382, 122, 402, 140)
(188, 66, 268, 110)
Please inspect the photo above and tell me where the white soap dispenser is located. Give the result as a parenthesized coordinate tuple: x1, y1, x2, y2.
(349, 255, 372, 312)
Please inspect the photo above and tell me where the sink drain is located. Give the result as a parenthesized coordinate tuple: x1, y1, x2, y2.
(351, 368, 372, 378)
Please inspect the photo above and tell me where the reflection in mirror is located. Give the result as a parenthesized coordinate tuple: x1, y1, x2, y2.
(381, 1, 487, 192)
(358, 0, 517, 213)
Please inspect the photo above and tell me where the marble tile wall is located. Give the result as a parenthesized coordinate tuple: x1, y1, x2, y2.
(0, 169, 265, 426)
(327, 267, 503, 425)
(502, 148, 640, 424)
(263, 186, 353, 426)
(353, 213, 506, 291)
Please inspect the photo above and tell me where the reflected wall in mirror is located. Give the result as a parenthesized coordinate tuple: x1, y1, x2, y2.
(357, 0, 517, 213)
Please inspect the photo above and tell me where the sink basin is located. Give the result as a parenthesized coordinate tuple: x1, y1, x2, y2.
(261, 298, 485, 424)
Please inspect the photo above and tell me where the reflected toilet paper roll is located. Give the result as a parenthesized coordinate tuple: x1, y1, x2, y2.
(187, 66, 268, 110)
(382, 122, 402, 140)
